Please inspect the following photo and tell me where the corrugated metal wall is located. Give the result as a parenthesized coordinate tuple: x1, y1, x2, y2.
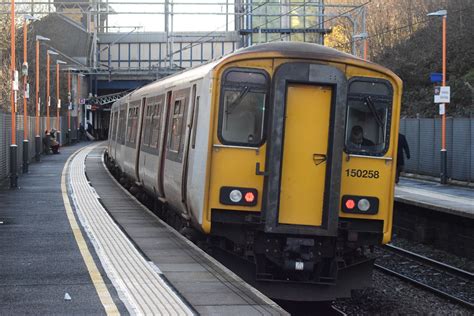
(399, 118, 474, 183)
(0, 111, 77, 185)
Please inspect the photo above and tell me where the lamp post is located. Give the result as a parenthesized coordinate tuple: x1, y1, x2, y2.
(35, 35, 50, 161)
(46, 50, 58, 134)
(67, 67, 76, 144)
(77, 73, 85, 141)
(21, 14, 38, 173)
(10, 0, 18, 188)
(428, 9, 448, 184)
(56, 60, 67, 145)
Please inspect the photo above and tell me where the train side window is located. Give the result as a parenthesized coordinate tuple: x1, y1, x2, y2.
(345, 78, 393, 156)
(110, 112, 115, 140)
(142, 102, 154, 147)
(112, 112, 118, 141)
(118, 108, 127, 144)
(218, 68, 269, 147)
(169, 98, 185, 152)
(150, 101, 163, 149)
(126, 103, 140, 144)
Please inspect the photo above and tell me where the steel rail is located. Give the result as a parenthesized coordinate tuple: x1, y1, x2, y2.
(374, 264, 474, 310)
(383, 244, 474, 281)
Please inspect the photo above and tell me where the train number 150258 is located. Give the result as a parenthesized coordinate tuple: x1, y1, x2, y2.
(345, 169, 380, 179)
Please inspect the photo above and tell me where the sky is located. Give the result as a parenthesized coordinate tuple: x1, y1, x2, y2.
(104, 0, 235, 32)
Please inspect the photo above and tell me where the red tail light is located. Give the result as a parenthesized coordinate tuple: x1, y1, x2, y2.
(244, 192, 255, 203)
(345, 199, 355, 210)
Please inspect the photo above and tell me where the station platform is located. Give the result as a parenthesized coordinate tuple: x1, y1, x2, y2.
(395, 178, 474, 219)
(0, 142, 286, 315)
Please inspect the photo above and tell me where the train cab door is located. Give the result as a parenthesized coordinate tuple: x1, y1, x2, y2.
(278, 84, 331, 227)
(262, 63, 347, 236)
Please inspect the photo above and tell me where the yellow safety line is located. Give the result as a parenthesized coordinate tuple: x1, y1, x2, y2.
(61, 147, 120, 316)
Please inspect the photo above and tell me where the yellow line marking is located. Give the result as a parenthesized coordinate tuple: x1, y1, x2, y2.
(61, 147, 120, 316)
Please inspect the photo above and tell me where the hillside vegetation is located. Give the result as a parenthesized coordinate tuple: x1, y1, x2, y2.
(326, 0, 473, 117)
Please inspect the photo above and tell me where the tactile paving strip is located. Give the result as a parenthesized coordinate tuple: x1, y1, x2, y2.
(68, 144, 193, 316)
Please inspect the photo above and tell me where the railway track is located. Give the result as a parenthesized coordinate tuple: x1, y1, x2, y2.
(375, 244, 474, 309)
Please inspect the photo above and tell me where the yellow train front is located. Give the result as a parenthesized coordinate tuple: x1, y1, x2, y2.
(106, 42, 402, 302)
(203, 42, 401, 301)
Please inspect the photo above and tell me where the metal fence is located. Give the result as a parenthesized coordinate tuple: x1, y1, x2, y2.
(0, 111, 78, 185)
(399, 118, 474, 183)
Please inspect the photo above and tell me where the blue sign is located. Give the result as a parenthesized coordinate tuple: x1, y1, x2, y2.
(430, 73, 442, 83)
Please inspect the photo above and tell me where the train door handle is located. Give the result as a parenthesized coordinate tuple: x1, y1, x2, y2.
(313, 153, 327, 166)
(256, 162, 269, 176)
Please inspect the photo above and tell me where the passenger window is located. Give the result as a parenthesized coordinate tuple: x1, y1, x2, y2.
(142, 104, 153, 146)
(150, 101, 162, 149)
(219, 68, 268, 146)
(118, 109, 126, 144)
(345, 79, 393, 155)
(169, 99, 185, 152)
(126, 102, 140, 144)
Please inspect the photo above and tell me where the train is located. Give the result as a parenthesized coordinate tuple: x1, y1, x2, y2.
(105, 42, 402, 301)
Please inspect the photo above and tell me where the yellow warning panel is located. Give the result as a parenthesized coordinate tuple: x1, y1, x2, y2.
(278, 84, 332, 227)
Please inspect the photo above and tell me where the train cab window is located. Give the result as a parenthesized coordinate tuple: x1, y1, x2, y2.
(219, 68, 269, 147)
(345, 78, 393, 156)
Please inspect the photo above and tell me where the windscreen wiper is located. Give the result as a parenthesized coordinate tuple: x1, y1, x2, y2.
(365, 96, 384, 128)
(226, 86, 249, 114)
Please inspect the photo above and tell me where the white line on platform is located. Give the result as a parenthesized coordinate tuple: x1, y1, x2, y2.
(68, 144, 193, 316)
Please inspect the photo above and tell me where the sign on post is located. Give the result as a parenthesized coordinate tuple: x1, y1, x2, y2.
(80, 98, 86, 105)
(434, 86, 450, 103)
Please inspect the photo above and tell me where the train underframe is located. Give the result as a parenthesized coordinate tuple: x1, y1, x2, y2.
(105, 155, 383, 302)
(210, 209, 382, 301)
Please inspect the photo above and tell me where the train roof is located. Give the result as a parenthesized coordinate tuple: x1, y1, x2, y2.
(115, 42, 400, 107)
(227, 41, 359, 62)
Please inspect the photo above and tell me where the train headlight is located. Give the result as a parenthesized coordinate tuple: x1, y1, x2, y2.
(358, 198, 371, 212)
(220, 187, 258, 206)
(229, 189, 242, 203)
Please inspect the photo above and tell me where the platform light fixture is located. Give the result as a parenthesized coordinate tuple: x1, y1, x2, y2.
(427, 9, 448, 184)
(35, 35, 50, 161)
(46, 50, 58, 133)
(56, 59, 67, 145)
(10, 0, 17, 188)
(76, 73, 85, 141)
(21, 14, 39, 173)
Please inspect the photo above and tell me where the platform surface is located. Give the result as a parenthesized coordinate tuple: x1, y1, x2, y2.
(0, 143, 127, 315)
(395, 178, 474, 219)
